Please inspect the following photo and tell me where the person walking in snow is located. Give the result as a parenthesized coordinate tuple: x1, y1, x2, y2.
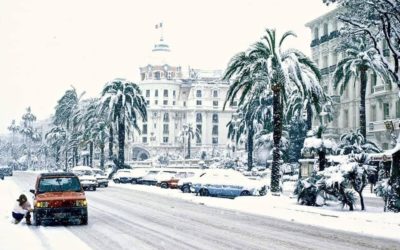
(12, 194, 33, 225)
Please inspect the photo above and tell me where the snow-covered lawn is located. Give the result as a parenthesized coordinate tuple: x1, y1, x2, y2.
(110, 182, 400, 241)
(0, 178, 90, 250)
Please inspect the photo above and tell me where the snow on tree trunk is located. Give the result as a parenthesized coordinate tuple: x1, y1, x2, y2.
(187, 135, 191, 159)
(118, 118, 125, 168)
(89, 141, 93, 167)
(100, 144, 105, 169)
(247, 126, 254, 171)
(306, 102, 313, 131)
(359, 69, 367, 141)
(271, 86, 282, 193)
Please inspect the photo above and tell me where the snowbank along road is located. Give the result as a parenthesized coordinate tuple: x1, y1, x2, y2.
(6, 171, 400, 250)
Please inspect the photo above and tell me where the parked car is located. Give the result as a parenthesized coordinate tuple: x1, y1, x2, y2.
(191, 169, 267, 198)
(0, 165, 13, 176)
(137, 170, 177, 185)
(92, 168, 109, 187)
(113, 169, 134, 183)
(157, 170, 198, 189)
(30, 172, 88, 225)
(71, 166, 98, 191)
(177, 171, 207, 193)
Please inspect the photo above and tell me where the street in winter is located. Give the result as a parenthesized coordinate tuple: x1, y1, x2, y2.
(1, 0, 400, 250)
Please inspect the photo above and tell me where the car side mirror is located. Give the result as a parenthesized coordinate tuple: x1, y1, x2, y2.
(29, 189, 35, 194)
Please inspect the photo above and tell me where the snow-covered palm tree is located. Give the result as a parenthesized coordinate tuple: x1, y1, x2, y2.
(336, 129, 381, 155)
(223, 29, 323, 192)
(45, 126, 67, 168)
(100, 78, 147, 168)
(333, 37, 394, 140)
(180, 123, 200, 159)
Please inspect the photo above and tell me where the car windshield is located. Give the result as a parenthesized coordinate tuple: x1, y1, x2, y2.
(38, 177, 81, 193)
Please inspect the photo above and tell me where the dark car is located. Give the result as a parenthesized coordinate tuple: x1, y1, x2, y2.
(30, 172, 88, 226)
(0, 165, 13, 176)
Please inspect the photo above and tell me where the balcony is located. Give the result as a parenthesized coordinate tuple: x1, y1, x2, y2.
(373, 84, 392, 95)
(329, 31, 339, 40)
(311, 39, 320, 47)
(320, 35, 330, 44)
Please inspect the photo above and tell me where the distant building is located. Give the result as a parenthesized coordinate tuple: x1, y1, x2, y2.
(306, 8, 399, 150)
(127, 36, 236, 161)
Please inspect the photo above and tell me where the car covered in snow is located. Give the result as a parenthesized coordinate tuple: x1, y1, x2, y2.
(177, 171, 207, 193)
(191, 169, 267, 198)
(92, 168, 109, 187)
(30, 172, 88, 225)
(0, 165, 13, 176)
(137, 169, 177, 185)
(72, 166, 98, 191)
(113, 168, 148, 184)
(157, 170, 198, 189)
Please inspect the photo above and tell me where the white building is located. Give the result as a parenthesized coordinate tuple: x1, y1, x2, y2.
(306, 8, 399, 150)
(127, 36, 236, 161)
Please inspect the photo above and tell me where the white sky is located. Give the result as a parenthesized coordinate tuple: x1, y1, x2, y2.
(0, 0, 335, 134)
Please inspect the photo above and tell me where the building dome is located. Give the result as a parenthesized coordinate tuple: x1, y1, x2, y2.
(145, 37, 178, 66)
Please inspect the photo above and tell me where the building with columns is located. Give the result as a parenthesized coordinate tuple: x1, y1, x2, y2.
(127, 36, 236, 161)
(306, 8, 399, 150)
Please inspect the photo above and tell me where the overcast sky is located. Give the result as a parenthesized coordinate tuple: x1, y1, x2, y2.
(0, 0, 335, 134)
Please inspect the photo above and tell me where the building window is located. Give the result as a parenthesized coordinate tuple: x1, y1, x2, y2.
(212, 114, 219, 123)
(142, 137, 147, 143)
(141, 73, 146, 81)
(323, 56, 328, 68)
(212, 137, 218, 145)
(213, 101, 218, 107)
(396, 101, 400, 118)
(167, 72, 172, 80)
(173, 101, 176, 105)
(146, 100, 150, 105)
(154, 123, 157, 129)
(231, 101, 238, 107)
(196, 113, 202, 123)
(314, 27, 319, 40)
(155, 100, 158, 105)
(163, 124, 169, 134)
(163, 100, 168, 105)
(163, 113, 169, 122)
(384, 103, 390, 119)
(173, 90, 176, 97)
(146, 90, 150, 97)
(155, 90, 158, 97)
(323, 23, 328, 36)
(155, 71, 161, 80)
(143, 124, 147, 134)
(164, 89, 168, 97)
(212, 125, 218, 135)
(163, 137, 169, 143)
(196, 90, 202, 98)
(343, 110, 349, 128)
(196, 124, 202, 144)
(183, 101, 186, 107)
(213, 90, 218, 98)
(196, 100, 202, 106)
(371, 74, 377, 93)
(371, 105, 377, 121)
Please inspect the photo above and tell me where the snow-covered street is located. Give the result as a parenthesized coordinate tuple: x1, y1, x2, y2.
(1, 172, 399, 250)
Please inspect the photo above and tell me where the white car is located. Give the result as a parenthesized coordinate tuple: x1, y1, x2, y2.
(137, 169, 177, 185)
(92, 168, 109, 187)
(191, 169, 267, 197)
(177, 170, 207, 193)
(113, 168, 149, 184)
(71, 166, 98, 191)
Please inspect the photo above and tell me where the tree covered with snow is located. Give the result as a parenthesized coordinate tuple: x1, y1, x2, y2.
(323, 0, 400, 87)
(333, 36, 395, 140)
(336, 129, 382, 155)
(223, 29, 327, 193)
(100, 79, 147, 168)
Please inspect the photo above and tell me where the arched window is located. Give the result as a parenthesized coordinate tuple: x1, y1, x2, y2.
(154, 71, 161, 80)
(196, 113, 202, 123)
(314, 27, 319, 40)
(323, 23, 328, 36)
(212, 114, 218, 123)
(163, 113, 169, 122)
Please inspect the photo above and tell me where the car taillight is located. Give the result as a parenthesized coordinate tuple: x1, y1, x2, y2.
(35, 201, 49, 208)
(75, 199, 87, 207)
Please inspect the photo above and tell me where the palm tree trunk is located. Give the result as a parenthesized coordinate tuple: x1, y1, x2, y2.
(360, 69, 367, 141)
(74, 147, 78, 166)
(358, 190, 365, 211)
(306, 102, 313, 130)
(65, 149, 68, 171)
(318, 149, 326, 171)
(118, 118, 125, 168)
(187, 135, 191, 159)
(89, 141, 93, 167)
(270, 86, 282, 193)
(56, 146, 60, 166)
(100, 143, 105, 169)
(247, 126, 254, 171)
(109, 126, 114, 159)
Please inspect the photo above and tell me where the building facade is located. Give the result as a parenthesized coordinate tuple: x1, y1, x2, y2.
(306, 8, 399, 150)
(127, 37, 236, 161)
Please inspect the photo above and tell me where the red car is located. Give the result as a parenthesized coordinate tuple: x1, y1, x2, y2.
(157, 171, 197, 189)
(30, 172, 88, 225)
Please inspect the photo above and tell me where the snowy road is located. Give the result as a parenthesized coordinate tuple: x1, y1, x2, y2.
(8, 172, 400, 250)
